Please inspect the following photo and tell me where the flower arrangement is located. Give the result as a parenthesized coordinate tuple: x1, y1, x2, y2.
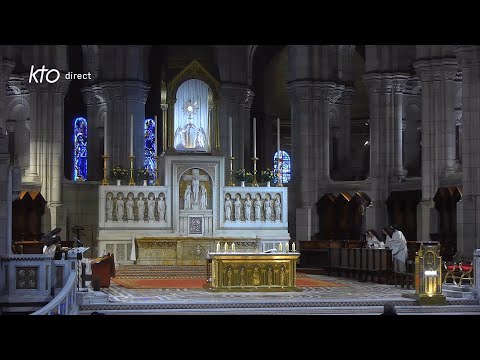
(110, 165, 129, 180)
(260, 168, 275, 182)
(136, 168, 152, 180)
(234, 168, 253, 182)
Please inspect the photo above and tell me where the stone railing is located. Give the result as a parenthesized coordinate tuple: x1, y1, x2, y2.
(31, 272, 78, 315)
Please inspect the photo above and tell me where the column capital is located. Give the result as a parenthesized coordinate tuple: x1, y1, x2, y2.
(286, 81, 339, 103)
(219, 83, 251, 105)
(24, 76, 71, 96)
(81, 85, 106, 106)
(101, 81, 150, 103)
(1, 60, 15, 82)
(337, 87, 356, 105)
(414, 58, 459, 82)
(161, 104, 168, 111)
(362, 73, 382, 93)
(454, 45, 480, 69)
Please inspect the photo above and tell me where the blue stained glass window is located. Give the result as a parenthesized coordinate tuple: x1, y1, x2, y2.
(144, 118, 156, 174)
(273, 150, 291, 184)
(73, 117, 87, 181)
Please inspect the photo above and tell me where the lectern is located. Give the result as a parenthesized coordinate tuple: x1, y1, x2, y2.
(91, 254, 115, 287)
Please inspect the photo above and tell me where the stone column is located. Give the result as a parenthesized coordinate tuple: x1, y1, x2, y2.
(0, 132, 12, 255)
(473, 249, 480, 299)
(81, 86, 106, 181)
(334, 87, 355, 179)
(286, 81, 338, 240)
(363, 74, 389, 231)
(217, 84, 252, 171)
(24, 78, 70, 231)
(414, 58, 459, 242)
(454, 46, 480, 259)
(101, 81, 150, 170)
(392, 75, 408, 179)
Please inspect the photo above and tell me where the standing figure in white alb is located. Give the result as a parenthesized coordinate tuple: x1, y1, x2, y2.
(254, 195, 262, 221)
(126, 193, 135, 220)
(244, 194, 252, 221)
(106, 193, 114, 221)
(116, 193, 125, 221)
(264, 194, 272, 221)
(158, 194, 166, 222)
(224, 194, 232, 221)
(274, 196, 282, 221)
(137, 193, 145, 221)
(184, 184, 192, 210)
(234, 194, 242, 221)
(148, 193, 156, 221)
(199, 184, 207, 210)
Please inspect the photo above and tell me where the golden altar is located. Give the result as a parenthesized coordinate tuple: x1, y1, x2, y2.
(208, 252, 301, 292)
(135, 237, 259, 265)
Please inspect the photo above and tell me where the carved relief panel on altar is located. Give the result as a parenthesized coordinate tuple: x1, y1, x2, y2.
(180, 168, 212, 211)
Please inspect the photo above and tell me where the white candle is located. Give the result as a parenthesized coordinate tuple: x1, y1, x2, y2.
(292, 242, 296, 252)
(229, 116, 233, 158)
(277, 118, 281, 156)
(130, 114, 134, 157)
(104, 115, 108, 155)
(216, 242, 220, 253)
(232, 243, 235, 253)
(224, 242, 228, 252)
(253, 117, 257, 158)
(285, 242, 288, 253)
(154, 115, 158, 157)
(279, 242, 282, 252)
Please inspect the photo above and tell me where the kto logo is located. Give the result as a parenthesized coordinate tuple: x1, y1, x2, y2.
(29, 65, 60, 84)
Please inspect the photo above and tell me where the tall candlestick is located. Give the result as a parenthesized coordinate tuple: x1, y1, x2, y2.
(104, 115, 108, 155)
(277, 118, 281, 156)
(229, 116, 233, 158)
(253, 117, 257, 158)
(154, 115, 158, 156)
(130, 114, 134, 157)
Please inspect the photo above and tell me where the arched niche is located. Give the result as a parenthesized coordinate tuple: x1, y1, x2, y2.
(166, 60, 220, 153)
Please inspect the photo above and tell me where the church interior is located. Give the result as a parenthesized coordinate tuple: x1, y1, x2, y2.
(0, 44, 479, 315)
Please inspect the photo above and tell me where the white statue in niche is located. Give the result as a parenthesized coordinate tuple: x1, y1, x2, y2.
(158, 193, 166, 222)
(137, 193, 146, 221)
(106, 193, 114, 221)
(274, 195, 282, 221)
(126, 193, 135, 220)
(244, 193, 252, 221)
(199, 184, 207, 210)
(182, 168, 209, 207)
(224, 194, 232, 221)
(116, 193, 125, 221)
(147, 193, 156, 221)
(254, 195, 262, 221)
(264, 194, 272, 221)
(234, 194, 242, 221)
(184, 185, 192, 210)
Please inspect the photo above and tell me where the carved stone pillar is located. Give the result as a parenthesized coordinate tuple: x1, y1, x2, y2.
(454, 45, 480, 259)
(25, 78, 71, 231)
(286, 81, 340, 241)
(363, 74, 388, 231)
(0, 133, 12, 254)
(0, 60, 15, 133)
(101, 81, 150, 169)
(393, 75, 408, 179)
(414, 58, 458, 242)
(81, 86, 106, 181)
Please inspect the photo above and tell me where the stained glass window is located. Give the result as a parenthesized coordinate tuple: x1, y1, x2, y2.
(73, 117, 87, 181)
(273, 150, 291, 184)
(144, 118, 156, 175)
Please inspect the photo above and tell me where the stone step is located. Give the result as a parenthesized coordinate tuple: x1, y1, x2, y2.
(443, 289, 475, 299)
(443, 284, 474, 292)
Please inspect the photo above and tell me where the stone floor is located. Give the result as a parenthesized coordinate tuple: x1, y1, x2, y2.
(79, 274, 480, 315)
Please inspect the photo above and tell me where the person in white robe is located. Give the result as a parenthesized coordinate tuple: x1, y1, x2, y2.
(365, 229, 384, 249)
(385, 225, 408, 272)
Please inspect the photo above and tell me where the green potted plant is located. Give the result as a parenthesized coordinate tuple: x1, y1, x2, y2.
(260, 168, 275, 187)
(110, 165, 129, 185)
(234, 169, 253, 187)
(136, 168, 152, 186)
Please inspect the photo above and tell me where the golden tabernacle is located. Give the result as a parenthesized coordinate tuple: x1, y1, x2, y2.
(208, 252, 301, 292)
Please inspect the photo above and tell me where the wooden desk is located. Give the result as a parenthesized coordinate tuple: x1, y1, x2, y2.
(208, 252, 301, 292)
